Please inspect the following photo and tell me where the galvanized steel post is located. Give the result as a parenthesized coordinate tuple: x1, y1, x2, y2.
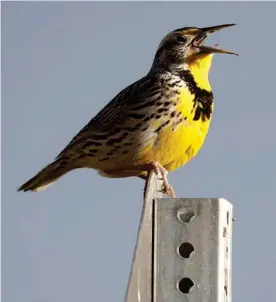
(125, 172, 233, 302)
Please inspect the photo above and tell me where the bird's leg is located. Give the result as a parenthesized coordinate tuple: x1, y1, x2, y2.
(149, 162, 176, 198)
(103, 161, 176, 198)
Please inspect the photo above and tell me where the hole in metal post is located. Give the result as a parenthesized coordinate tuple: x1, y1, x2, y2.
(177, 208, 195, 223)
(178, 242, 195, 258)
(178, 278, 194, 294)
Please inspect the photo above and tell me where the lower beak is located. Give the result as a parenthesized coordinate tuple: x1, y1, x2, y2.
(197, 24, 238, 56)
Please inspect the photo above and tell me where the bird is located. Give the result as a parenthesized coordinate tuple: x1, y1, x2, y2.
(18, 24, 237, 197)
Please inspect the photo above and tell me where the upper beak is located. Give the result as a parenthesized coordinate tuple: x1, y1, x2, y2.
(195, 23, 238, 56)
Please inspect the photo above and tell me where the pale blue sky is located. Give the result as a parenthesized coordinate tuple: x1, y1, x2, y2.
(2, 2, 276, 302)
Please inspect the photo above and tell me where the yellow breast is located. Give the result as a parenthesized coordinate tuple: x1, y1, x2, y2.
(136, 86, 213, 171)
(136, 53, 214, 172)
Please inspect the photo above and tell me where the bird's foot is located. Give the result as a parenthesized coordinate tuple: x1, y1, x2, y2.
(144, 161, 176, 198)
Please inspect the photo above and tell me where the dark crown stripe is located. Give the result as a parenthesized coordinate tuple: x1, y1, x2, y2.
(173, 27, 197, 32)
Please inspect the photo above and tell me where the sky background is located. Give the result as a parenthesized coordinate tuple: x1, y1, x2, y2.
(2, 2, 276, 302)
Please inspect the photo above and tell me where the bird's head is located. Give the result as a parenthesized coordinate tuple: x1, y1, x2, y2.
(153, 24, 238, 69)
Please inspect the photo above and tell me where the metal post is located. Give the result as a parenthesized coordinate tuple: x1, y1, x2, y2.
(154, 198, 233, 302)
(124, 171, 165, 302)
(125, 173, 233, 302)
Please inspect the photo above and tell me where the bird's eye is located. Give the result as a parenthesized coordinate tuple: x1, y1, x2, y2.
(176, 35, 187, 43)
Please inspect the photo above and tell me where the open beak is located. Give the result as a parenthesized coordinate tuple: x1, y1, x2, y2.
(193, 24, 238, 56)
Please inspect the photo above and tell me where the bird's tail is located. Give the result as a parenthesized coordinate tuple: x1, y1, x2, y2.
(18, 158, 73, 192)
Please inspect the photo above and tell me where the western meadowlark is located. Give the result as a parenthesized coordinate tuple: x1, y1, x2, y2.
(18, 24, 237, 197)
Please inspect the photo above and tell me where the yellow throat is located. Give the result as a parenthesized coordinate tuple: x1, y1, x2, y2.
(187, 53, 213, 91)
